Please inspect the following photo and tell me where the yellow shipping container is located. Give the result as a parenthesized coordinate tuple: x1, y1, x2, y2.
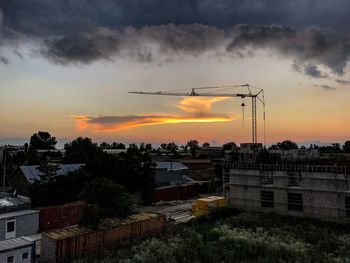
(192, 196, 227, 217)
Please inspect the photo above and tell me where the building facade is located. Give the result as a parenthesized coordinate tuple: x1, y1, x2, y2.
(0, 210, 39, 240)
(0, 237, 35, 263)
(223, 163, 350, 222)
(0, 192, 39, 262)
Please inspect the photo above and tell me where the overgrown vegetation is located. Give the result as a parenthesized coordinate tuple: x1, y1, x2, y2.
(79, 208, 350, 263)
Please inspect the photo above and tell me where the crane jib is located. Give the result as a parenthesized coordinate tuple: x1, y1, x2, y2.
(128, 85, 265, 146)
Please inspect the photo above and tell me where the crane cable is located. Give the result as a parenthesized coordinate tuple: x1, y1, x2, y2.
(262, 91, 266, 147)
(241, 99, 245, 129)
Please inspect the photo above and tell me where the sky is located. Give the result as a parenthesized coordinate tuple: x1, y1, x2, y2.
(0, 0, 350, 147)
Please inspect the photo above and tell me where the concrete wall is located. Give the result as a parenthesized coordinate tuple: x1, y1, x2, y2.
(0, 211, 39, 240)
(224, 167, 350, 222)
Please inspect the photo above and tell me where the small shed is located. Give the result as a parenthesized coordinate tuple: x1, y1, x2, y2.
(0, 237, 35, 263)
(0, 209, 39, 240)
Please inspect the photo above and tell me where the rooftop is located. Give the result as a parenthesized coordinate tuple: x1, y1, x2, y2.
(0, 192, 31, 212)
(155, 162, 188, 171)
(0, 209, 39, 220)
(0, 237, 33, 252)
(19, 163, 84, 183)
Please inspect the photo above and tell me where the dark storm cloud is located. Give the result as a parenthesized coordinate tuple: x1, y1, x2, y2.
(1, 0, 350, 77)
(227, 25, 350, 76)
(2, 0, 350, 34)
(303, 64, 328, 79)
(40, 24, 350, 78)
(41, 24, 225, 64)
(292, 63, 329, 78)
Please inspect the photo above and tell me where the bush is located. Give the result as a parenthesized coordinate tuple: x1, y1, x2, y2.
(80, 178, 134, 219)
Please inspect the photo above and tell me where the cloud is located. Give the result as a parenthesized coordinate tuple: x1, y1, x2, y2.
(2, 0, 350, 34)
(70, 97, 234, 132)
(292, 63, 328, 78)
(226, 25, 350, 76)
(336, 79, 350, 85)
(38, 24, 350, 78)
(1, 1, 350, 78)
(40, 24, 225, 65)
(71, 114, 233, 132)
(313, 84, 336, 90)
(0, 56, 8, 64)
(176, 97, 228, 115)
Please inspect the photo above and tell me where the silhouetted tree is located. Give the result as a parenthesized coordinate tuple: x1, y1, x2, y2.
(80, 178, 133, 219)
(140, 143, 153, 152)
(111, 142, 126, 149)
(269, 140, 298, 150)
(99, 142, 110, 149)
(36, 162, 59, 182)
(64, 137, 100, 163)
(202, 142, 210, 147)
(29, 169, 89, 207)
(343, 141, 350, 153)
(29, 131, 57, 150)
(187, 140, 199, 159)
(166, 142, 178, 153)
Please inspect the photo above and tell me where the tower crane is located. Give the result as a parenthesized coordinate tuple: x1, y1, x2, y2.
(129, 84, 265, 145)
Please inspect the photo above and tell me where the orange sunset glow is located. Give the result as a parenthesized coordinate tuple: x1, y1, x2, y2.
(70, 97, 235, 132)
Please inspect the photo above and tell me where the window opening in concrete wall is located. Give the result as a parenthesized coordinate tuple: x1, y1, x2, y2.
(346, 196, 350, 218)
(261, 191, 274, 208)
(288, 193, 303, 212)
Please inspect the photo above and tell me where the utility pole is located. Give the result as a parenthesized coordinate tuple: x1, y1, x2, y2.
(2, 146, 6, 189)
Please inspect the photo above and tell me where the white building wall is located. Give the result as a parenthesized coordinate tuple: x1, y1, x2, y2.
(0, 245, 33, 263)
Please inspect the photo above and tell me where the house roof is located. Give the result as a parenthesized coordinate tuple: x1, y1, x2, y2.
(19, 164, 83, 183)
(155, 162, 188, 171)
(0, 209, 39, 220)
(0, 192, 31, 211)
(0, 237, 33, 252)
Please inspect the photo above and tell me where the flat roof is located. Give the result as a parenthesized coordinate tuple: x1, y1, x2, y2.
(0, 237, 33, 252)
(0, 209, 39, 220)
(44, 212, 161, 240)
(0, 192, 31, 211)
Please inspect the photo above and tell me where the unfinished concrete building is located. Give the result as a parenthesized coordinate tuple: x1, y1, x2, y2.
(223, 162, 350, 222)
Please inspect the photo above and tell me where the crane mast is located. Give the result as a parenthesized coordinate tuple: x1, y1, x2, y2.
(129, 84, 265, 145)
